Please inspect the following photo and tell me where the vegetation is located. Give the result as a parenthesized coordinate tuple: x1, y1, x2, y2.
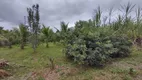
(41, 25, 53, 48)
(0, 2, 142, 80)
(65, 35, 132, 66)
(0, 44, 142, 80)
(19, 24, 28, 49)
(27, 4, 40, 52)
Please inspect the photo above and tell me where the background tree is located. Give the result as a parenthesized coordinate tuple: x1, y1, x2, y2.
(60, 21, 69, 44)
(19, 24, 28, 49)
(27, 4, 40, 52)
(93, 6, 102, 27)
(41, 25, 52, 48)
(0, 27, 3, 34)
(12, 27, 20, 44)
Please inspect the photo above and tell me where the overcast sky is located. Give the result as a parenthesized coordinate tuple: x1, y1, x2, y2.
(0, 0, 141, 30)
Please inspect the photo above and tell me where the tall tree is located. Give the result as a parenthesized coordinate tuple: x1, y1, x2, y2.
(27, 4, 40, 52)
(19, 24, 28, 49)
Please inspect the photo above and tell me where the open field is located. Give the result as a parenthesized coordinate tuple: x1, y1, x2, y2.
(0, 43, 142, 80)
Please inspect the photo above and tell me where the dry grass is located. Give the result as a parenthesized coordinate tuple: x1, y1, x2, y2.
(0, 69, 11, 78)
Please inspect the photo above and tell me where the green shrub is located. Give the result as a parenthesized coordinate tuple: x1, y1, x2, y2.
(65, 39, 87, 64)
(64, 36, 132, 67)
(109, 36, 132, 58)
(0, 35, 9, 47)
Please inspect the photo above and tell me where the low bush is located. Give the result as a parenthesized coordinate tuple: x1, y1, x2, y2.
(64, 36, 132, 67)
(0, 35, 9, 47)
(109, 36, 132, 58)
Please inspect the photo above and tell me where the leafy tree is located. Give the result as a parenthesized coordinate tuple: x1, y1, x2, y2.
(27, 4, 40, 52)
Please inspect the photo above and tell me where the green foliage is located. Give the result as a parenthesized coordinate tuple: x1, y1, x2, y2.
(41, 25, 53, 48)
(93, 6, 102, 27)
(19, 24, 28, 49)
(60, 21, 69, 44)
(65, 38, 87, 64)
(0, 35, 9, 47)
(27, 4, 40, 52)
(64, 35, 132, 67)
(108, 36, 132, 58)
(48, 57, 55, 70)
(1, 29, 20, 48)
(129, 68, 137, 76)
(0, 27, 3, 34)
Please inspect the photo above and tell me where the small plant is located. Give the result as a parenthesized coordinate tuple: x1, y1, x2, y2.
(48, 57, 55, 70)
(38, 76, 45, 80)
(129, 68, 134, 74)
(123, 75, 132, 80)
(129, 68, 136, 76)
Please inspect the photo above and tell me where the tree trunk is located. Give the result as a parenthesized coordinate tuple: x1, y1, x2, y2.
(32, 35, 37, 53)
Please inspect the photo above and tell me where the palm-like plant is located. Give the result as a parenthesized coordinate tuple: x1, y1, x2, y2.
(42, 24, 51, 48)
(93, 6, 102, 27)
(60, 21, 68, 33)
(120, 2, 135, 27)
(19, 24, 28, 49)
(108, 7, 114, 25)
(60, 21, 69, 41)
